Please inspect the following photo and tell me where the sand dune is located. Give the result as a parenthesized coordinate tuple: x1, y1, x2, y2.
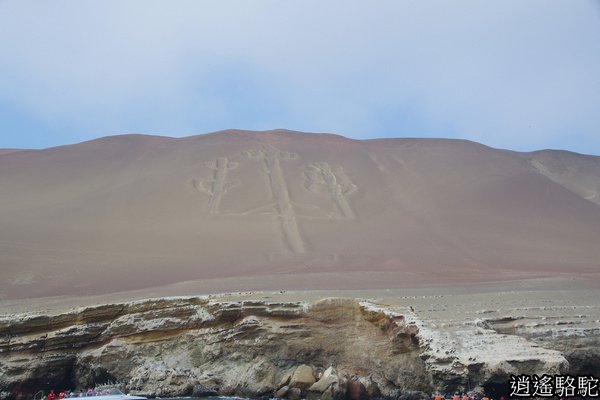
(1, 130, 599, 299)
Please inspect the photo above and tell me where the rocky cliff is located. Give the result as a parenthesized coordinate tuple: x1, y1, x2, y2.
(0, 295, 584, 400)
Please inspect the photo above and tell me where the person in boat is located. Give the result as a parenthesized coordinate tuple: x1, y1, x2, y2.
(86, 389, 93, 397)
(48, 390, 56, 400)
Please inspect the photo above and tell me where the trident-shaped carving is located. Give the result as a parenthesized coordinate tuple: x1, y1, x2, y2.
(193, 157, 239, 215)
(305, 162, 357, 219)
(242, 145, 305, 254)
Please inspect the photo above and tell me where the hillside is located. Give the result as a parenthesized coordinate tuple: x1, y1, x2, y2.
(1, 130, 599, 299)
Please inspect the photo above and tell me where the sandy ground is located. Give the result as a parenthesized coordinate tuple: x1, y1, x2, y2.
(1, 275, 598, 317)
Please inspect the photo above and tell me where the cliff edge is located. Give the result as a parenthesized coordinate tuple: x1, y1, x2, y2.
(1, 295, 585, 400)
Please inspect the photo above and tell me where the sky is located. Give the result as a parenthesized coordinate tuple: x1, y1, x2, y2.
(1, 1, 599, 155)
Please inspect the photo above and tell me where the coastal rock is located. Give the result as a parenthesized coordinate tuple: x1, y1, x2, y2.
(0, 295, 588, 400)
(307, 367, 340, 400)
(287, 387, 302, 400)
(277, 369, 294, 389)
(192, 384, 218, 397)
(347, 376, 367, 400)
(289, 364, 315, 394)
(275, 385, 289, 398)
(398, 390, 430, 400)
(237, 358, 276, 396)
(308, 366, 338, 393)
(357, 376, 380, 399)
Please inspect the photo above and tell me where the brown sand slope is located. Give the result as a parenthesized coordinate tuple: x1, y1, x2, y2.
(0, 149, 21, 155)
(1, 130, 599, 299)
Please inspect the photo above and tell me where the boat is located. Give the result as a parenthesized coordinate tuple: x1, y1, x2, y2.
(85, 387, 147, 400)
(33, 386, 147, 400)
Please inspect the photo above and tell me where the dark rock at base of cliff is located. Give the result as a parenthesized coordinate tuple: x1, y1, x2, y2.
(192, 384, 218, 397)
(287, 387, 302, 400)
(347, 376, 368, 400)
(357, 376, 381, 399)
(275, 385, 289, 398)
(565, 350, 600, 376)
(397, 390, 431, 400)
(307, 366, 340, 398)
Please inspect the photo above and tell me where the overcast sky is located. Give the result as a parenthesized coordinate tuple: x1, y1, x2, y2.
(1, 1, 599, 154)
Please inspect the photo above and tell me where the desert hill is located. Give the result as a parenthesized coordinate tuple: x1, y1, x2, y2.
(1, 129, 599, 299)
(0, 149, 21, 155)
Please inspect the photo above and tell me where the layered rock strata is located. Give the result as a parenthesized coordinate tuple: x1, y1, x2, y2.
(0, 296, 572, 399)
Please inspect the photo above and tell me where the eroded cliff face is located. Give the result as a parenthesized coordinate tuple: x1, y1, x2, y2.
(0, 296, 571, 399)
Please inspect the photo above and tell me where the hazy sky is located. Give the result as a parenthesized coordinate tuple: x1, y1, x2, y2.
(1, 1, 599, 154)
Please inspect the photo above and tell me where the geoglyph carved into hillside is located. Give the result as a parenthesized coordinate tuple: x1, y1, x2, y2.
(304, 162, 357, 219)
(242, 145, 306, 254)
(193, 157, 239, 215)
(193, 146, 358, 254)
(530, 159, 600, 206)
